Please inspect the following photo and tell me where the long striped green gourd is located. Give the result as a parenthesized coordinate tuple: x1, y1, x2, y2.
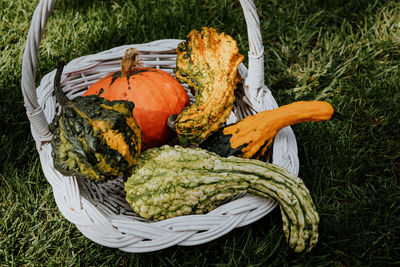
(125, 145, 319, 253)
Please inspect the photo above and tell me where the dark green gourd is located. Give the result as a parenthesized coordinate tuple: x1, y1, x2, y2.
(125, 145, 319, 253)
(49, 61, 142, 182)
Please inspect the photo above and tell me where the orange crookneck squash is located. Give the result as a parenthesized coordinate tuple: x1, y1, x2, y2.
(84, 48, 189, 150)
(200, 101, 341, 159)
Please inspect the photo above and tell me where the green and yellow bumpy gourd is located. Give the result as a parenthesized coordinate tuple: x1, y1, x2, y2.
(171, 27, 244, 146)
(125, 145, 319, 253)
(49, 61, 142, 182)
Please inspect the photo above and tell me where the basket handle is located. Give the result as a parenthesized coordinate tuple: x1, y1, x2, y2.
(21, 0, 265, 143)
(21, 0, 56, 142)
(239, 0, 265, 96)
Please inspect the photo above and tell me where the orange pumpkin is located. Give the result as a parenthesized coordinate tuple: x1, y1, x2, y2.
(83, 48, 189, 150)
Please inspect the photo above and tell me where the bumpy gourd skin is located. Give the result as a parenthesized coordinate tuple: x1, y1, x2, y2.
(49, 61, 142, 182)
(125, 145, 319, 253)
(173, 27, 244, 146)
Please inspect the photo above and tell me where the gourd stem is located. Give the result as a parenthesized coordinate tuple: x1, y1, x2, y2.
(54, 60, 72, 108)
(167, 114, 177, 131)
(121, 48, 141, 77)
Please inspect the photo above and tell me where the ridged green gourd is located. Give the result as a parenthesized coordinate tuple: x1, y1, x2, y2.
(125, 145, 319, 253)
(49, 61, 142, 182)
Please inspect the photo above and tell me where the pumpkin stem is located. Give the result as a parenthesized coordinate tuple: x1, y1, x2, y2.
(54, 60, 73, 108)
(121, 48, 142, 77)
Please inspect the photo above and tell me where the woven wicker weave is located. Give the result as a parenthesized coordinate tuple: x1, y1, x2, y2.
(21, 0, 299, 252)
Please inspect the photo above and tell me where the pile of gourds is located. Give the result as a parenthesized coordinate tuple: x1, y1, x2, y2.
(50, 27, 339, 253)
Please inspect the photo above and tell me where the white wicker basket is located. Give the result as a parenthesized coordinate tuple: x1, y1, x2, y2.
(21, 0, 299, 252)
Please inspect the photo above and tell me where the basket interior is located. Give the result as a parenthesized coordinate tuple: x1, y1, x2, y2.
(35, 42, 273, 223)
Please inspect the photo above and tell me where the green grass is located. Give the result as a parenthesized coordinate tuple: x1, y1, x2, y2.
(1, 0, 400, 265)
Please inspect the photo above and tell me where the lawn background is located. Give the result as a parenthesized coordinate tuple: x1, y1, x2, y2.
(1, 0, 399, 266)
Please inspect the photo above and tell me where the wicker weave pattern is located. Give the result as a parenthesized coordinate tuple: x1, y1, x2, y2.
(21, 0, 299, 252)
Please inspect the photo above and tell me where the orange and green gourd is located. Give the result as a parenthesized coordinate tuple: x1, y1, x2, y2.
(200, 101, 337, 159)
(170, 27, 244, 146)
(49, 61, 142, 182)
